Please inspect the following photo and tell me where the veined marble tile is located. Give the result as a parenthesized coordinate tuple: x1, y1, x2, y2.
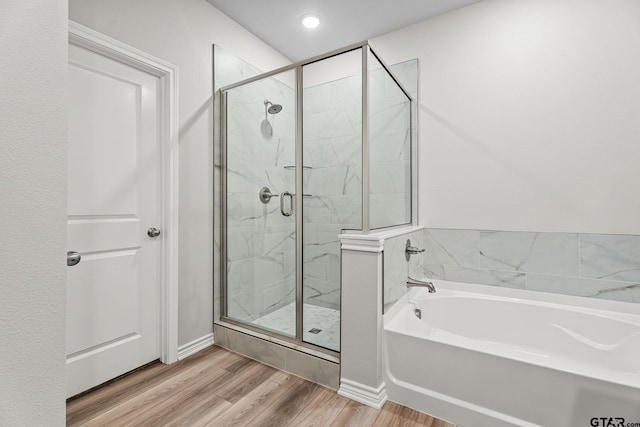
(479, 231, 579, 276)
(262, 281, 295, 314)
(370, 193, 411, 230)
(330, 194, 362, 226)
(302, 196, 333, 224)
(593, 285, 640, 304)
(227, 291, 262, 322)
(304, 165, 354, 196)
(227, 254, 292, 289)
(382, 231, 423, 313)
(418, 264, 444, 280)
(423, 228, 479, 268)
(303, 250, 331, 281)
(370, 128, 410, 163)
(303, 138, 333, 169)
(226, 224, 295, 262)
(580, 234, 640, 282)
(370, 161, 411, 194)
(303, 277, 340, 309)
(328, 135, 361, 168)
(526, 273, 640, 303)
(443, 265, 526, 289)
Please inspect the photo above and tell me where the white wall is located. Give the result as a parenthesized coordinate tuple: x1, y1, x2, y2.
(372, 0, 640, 234)
(69, 0, 292, 346)
(0, 0, 68, 425)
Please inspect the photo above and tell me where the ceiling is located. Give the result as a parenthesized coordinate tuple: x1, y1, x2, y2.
(207, 0, 481, 61)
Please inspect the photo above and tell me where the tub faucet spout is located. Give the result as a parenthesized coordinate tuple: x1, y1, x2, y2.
(407, 278, 436, 293)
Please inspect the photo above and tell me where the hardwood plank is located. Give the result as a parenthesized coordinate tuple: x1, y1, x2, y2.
(82, 354, 233, 426)
(284, 385, 349, 427)
(270, 369, 300, 387)
(66, 345, 219, 426)
(255, 380, 324, 427)
(330, 399, 380, 427)
(205, 376, 303, 427)
(432, 417, 456, 427)
(372, 401, 405, 427)
(213, 359, 278, 404)
(414, 411, 437, 426)
(67, 345, 455, 427)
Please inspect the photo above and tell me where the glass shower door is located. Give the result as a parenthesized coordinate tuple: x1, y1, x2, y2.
(223, 69, 297, 338)
(301, 48, 363, 352)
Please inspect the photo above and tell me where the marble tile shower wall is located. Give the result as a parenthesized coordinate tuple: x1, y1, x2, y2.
(418, 229, 640, 304)
(302, 76, 362, 309)
(225, 75, 297, 322)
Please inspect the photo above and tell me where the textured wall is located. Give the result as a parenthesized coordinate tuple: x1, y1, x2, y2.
(372, 0, 640, 234)
(0, 0, 68, 425)
(69, 0, 291, 346)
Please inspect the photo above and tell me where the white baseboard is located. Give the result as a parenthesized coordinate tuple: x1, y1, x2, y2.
(338, 378, 388, 409)
(177, 333, 214, 361)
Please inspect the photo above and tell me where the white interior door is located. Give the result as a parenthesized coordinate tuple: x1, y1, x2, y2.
(66, 42, 161, 398)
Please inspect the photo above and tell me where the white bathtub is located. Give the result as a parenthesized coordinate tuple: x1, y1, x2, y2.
(383, 280, 640, 427)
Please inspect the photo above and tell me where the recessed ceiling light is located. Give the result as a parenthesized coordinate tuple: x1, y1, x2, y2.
(301, 14, 321, 29)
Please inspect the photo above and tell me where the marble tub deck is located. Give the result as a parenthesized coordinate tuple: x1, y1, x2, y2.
(252, 303, 340, 352)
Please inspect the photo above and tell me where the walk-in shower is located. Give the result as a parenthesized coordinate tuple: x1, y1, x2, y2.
(218, 42, 414, 357)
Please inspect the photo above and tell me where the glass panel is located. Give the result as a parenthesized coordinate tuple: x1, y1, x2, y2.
(301, 48, 363, 351)
(224, 69, 297, 337)
(369, 51, 412, 229)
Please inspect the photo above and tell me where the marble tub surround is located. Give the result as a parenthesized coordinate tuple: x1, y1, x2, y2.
(383, 229, 425, 312)
(414, 228, 640, 304)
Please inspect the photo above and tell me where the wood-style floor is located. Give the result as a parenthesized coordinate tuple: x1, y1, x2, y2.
(67, 345, 454, 426)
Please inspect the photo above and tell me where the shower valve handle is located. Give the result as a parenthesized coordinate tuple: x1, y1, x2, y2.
(259, 187, 279, 204)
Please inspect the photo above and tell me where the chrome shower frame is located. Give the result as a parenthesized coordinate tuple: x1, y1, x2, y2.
(218, 41, 415, 359)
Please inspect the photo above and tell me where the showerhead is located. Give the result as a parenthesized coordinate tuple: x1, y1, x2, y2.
(264, 100, 282, 114)
(261, 100, 282, 137)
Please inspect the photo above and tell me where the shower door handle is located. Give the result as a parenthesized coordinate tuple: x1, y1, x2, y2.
(280, 191, 294, 217)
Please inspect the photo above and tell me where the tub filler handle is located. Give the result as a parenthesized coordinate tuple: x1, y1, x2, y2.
(405, 239, 425, 261)
(407, 277, 436, 293)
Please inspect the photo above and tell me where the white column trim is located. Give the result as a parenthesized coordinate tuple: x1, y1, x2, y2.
(338, 378, 388, 409)
(68, 21, 180, 364)
(339, 226, 423, 252)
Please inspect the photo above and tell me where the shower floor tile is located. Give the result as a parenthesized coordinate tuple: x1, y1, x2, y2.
(252, 303, 340, 352)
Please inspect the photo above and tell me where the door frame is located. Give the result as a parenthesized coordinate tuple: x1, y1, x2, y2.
(68, 20, 179, 364)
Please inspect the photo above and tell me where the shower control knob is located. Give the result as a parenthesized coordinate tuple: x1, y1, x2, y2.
(147, 227, 161, 238)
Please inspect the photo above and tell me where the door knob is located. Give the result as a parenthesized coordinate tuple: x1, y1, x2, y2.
(67, 251, 81, 267)
(147, 227, 161, 238)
